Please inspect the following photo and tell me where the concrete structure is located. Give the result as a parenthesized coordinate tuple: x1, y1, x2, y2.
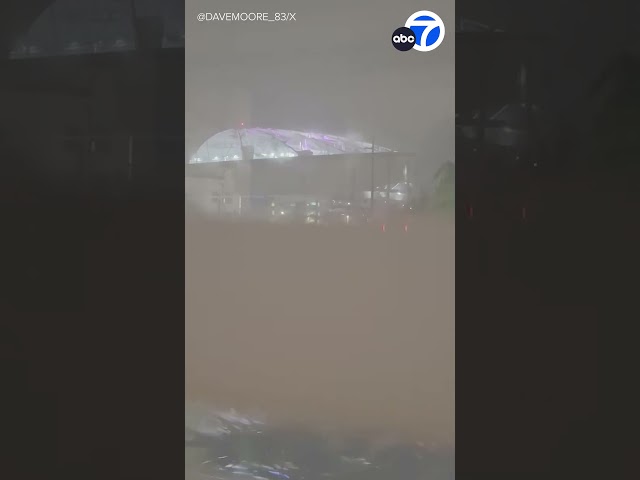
(2, 0, 185, 197)
(186, 152, 416, 218)
(186, 128, 416, 218)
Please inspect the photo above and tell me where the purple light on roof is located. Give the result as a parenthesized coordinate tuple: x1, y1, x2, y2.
(192, 128, 395, 164)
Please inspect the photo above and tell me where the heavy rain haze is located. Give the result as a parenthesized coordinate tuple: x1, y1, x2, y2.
(186, 214, 455, 444)
(185, 0, 455, 456)
(186, 0, 455, 186)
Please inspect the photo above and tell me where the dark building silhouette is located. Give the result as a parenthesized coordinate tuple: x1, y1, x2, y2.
(2, 3, 185, 478)
(2, 0, 184, 198)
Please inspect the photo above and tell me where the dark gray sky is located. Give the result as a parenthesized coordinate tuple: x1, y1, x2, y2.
(186, 0, 455, 182)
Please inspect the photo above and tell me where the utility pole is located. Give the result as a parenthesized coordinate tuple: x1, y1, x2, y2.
(386, 155, 391, 214)
(370, 135, 375, 216)
(237, 127, 245, 156)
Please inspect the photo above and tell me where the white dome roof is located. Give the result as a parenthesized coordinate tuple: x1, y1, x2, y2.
(190, 128, 393, 163)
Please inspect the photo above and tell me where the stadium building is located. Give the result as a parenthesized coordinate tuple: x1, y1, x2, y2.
(186, 128, 417, 222)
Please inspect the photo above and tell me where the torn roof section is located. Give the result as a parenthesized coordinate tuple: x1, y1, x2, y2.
(191, 128, 394, 163)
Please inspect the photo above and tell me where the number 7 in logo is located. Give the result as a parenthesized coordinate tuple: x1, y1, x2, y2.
(405, 11, 446, 52)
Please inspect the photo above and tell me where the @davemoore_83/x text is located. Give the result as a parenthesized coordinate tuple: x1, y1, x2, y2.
(196, 12, 297, 22)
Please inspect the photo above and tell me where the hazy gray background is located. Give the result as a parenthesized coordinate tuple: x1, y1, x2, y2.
(186, 0, 455, 185)
(186, 216, 455, 446)
(185, 0, 455, 447)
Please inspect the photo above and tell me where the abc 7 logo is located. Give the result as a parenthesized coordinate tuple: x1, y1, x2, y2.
(391, 27, 415, 51)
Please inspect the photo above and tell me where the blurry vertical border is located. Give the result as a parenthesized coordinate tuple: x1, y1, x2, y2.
(2, 0, 186, 479)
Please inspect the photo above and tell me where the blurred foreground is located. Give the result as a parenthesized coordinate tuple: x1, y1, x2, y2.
(186, 212, 454, 446)
(185, 404, 454, 480)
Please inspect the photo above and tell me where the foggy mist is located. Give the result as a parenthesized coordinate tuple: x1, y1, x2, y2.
(186, 0, 455, 186)
(186, 214, 455, 445)
(184, 0, 455, 458)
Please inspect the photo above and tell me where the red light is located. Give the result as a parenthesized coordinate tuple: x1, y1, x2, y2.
(241, 122, 244, 127)
(404, 224, 408, 232)
(382, 224, 386, 232)
(469, 205, 474, 218)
